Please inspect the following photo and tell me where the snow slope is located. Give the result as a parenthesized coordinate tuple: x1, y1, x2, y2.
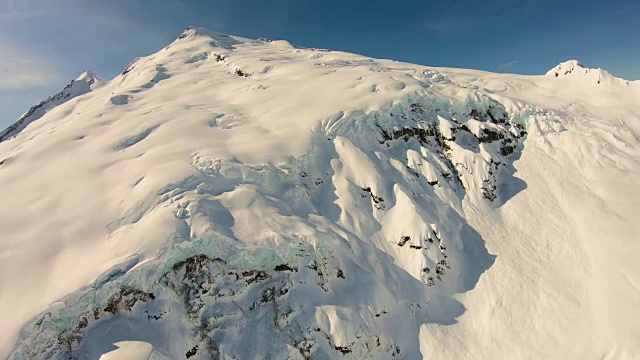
(0, 27, 639, 359)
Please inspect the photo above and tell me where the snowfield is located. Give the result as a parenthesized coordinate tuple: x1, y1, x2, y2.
(0, 27, 639, 359)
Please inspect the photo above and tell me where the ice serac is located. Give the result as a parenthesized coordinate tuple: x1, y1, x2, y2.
(0, 70, 103, 143)
(1, 27, 639, 360)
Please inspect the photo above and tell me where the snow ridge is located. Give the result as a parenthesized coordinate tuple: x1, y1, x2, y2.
(0, 71, 103, 143)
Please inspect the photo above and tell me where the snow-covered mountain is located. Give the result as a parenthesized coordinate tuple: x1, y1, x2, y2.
(1, 27, 639, 360)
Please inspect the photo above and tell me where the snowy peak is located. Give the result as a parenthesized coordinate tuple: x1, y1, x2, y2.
(174, 26, 296, 53)
(546, 59, 629, 86)
(176, 26, 249, 49)
(65, 70, 103, 96)
(75, 70, 101, 84)
(0, 70, 104, 143)
(177, 26, 226, 39)
(546, 59, 584, 76)
(177, 25, 216, 39)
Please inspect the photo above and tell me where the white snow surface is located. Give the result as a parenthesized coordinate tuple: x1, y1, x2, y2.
(0, 27, 639, 359)
(97, 341, 153, 360)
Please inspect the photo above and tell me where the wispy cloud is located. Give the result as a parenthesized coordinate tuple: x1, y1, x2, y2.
(0, 0, 166, 91)
(0, 40, 57, 90)
(0, 0, 69, 21)
(498, 60, 519, 69)
(423, 17, 477, 34)
(423, 0, 539, 35)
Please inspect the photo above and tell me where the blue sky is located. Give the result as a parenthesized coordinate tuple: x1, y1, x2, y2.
(1, 0, 638, 128)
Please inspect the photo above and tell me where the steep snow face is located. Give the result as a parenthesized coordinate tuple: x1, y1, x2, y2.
(1, 27, 639, 360)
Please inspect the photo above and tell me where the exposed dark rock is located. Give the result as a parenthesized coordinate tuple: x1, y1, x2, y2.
(235, 68, 250, 77)
(243, 269, 271, 284)
(145, 309, 167, 321)
(361, 187, 385, 209)
(398, 236, 411, 247)
(77, 317, 88, 329)
(186, 345, 199, 358)
(295, 339, 316, 360)
(334, 345, 352, 354)
(468, 104, 508, 124)
(373, 310, 388, 318)
(500, 138, 516, 156)
(121, 59, 138, 75)
(274, 264, 297, 272)
(103, 286, 155, 315)
(250, 284, 291, 310)
(389, 126, 439, 143)
(178, 26, 193, 39)
(409, 102, 425, 114)
(478, 128, 505, 143)
(163, 255, 230, 316)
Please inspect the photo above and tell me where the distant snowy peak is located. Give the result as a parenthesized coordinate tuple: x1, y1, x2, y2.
(0, 70, 103, 143)
(176, 26, 296, 51)
(546, 59, 584, 76)
(177, 26, 252, 49)
(75, 70, 101, 84)
(546, 59, 629, 86)
(64, 70, 103, 96)
(178, 26, 226, 39)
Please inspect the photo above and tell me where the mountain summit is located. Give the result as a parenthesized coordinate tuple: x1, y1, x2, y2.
(546, 59, 586, 75)
(1, 28, 639, 360)
(546, 59, 630, 86)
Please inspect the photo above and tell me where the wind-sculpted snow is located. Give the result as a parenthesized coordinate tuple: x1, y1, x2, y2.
(8, 94, 535, 359)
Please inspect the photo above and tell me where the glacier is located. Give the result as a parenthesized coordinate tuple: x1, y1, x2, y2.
(0, 27, 639, 359)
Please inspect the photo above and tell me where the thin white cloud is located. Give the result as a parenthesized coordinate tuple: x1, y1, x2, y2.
(0, 40, 57, 90)
(0, 0, 171, 92)
(423, 0, 539, 35)
(498, 60, 519, 69)
(0, 0, 66, 23)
